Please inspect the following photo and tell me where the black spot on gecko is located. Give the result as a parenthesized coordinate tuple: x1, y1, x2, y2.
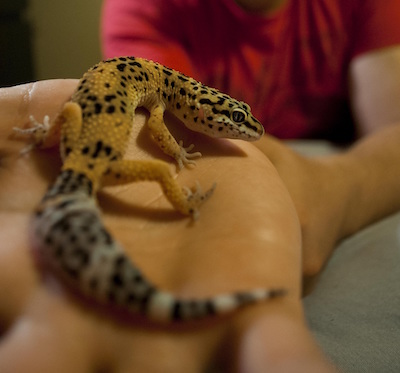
(94, 103, 102, 114)
(69, 234, 78, 244)
(172, 301, 183, 321)
(101, 228, 113, 245)
(104, 145, 112, 156)
(139, 287, 156, 312)
(164, 78, 169, 87)
(178, 75, 189, 82)
(205, 300, 217, 315)
(55, 245, 65, 259)
(107, 106, 116, 114)
(111, 273, 124, 287)
(105, 94, 116, 102)
(163, 68, 173, 76)
(87, 235, 97, 244)
(199, 98, 214, 105)
(116, 63, 127, 72)
(129, 61, 142, 68)
(114, 255, 126, 268)
(92, 140, 104, 158)
(126, 293, 137, 305)
(55, 199, 75, 211)
(53, 218, 71, 233)
(179, 88, 186, 96)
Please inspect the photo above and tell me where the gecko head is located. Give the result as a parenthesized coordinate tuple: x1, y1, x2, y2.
(189, 90, 265, 141)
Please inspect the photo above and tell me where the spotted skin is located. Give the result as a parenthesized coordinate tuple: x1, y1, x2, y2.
(15, 57, 286, 323)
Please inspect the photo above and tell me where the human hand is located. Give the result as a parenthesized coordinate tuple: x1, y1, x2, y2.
(0, 80, 336, 372)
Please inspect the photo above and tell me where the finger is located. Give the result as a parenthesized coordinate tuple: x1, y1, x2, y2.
(0, 289, 98, 373)
(0, 215, 38, 330)
(238, 309, 337, 373)
(0, 80, 78, 134)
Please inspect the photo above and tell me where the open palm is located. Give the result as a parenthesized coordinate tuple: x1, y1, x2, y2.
(0, 80, 335, 373)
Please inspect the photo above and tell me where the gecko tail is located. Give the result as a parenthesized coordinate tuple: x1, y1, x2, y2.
(145, 287, 287, 323)
(33, 170, 286, 323)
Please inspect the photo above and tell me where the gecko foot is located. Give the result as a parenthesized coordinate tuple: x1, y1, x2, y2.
(176, 141, 202, 170)
(183, 181, 216, 220)
(13, 115, 51, 152)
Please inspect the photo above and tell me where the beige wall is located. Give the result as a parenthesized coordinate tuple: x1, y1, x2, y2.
(27, 0, 103, 80)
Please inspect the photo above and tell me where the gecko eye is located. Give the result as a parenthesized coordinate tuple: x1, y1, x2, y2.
(231, 108, 247, 123)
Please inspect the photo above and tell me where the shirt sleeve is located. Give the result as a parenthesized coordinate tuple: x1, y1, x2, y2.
(101, 0, 196, 76)
(350, 0, 400, 58)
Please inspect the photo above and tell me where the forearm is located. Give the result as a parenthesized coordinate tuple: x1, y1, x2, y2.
(339, 124, 400, 236)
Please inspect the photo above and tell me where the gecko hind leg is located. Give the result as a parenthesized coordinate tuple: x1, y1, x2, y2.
(13, 115, 53, 153)
(102, 158, 215, 219)
(13, 101, 82, 158)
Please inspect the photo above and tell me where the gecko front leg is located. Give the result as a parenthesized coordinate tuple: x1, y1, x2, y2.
(147, 104, 202, 170)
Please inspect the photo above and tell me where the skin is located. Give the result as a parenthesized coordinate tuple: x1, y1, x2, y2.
(0, 80, 336, 372)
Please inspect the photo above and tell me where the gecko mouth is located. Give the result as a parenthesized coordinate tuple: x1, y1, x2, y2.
(236, 121, 265, 141)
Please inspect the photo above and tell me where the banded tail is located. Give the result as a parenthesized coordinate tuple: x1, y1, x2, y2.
(32, 170, 286, 323)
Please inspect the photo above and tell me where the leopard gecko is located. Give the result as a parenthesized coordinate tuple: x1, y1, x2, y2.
(14, 57, 285, 322)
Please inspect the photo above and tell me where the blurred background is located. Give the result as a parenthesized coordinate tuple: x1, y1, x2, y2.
(0, 0, 102, 86)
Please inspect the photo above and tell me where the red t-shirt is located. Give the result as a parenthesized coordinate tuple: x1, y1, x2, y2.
(102, 0, 400, 142)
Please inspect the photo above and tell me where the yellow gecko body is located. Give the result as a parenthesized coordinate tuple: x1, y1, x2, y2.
(15, 57, 285, 322)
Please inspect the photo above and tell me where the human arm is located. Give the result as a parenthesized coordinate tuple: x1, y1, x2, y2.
(0, 80, 336, 372)
(255, 45, 400, 288)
